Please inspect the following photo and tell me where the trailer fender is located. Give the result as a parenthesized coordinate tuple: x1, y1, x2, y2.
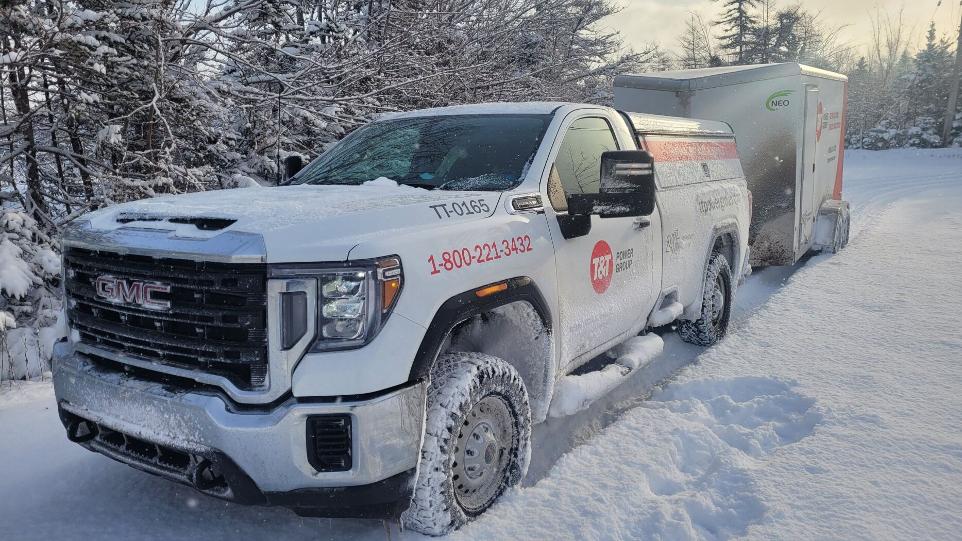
(813, 200, 851, 253)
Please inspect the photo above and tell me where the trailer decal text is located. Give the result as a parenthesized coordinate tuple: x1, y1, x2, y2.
(696, 187, 740, 214)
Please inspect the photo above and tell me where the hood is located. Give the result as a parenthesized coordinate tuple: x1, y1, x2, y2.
(80, 184, 502, 262)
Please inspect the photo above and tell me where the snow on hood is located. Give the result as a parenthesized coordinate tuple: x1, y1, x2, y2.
(83, 184, 501, 262)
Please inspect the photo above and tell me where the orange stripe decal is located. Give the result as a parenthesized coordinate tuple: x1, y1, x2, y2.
(833, 83, 848, 200)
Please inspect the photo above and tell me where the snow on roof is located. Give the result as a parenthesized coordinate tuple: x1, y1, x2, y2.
(615, 63, 846, 92)
(385, 101, 570, 119)
(624, 112, 733, 137)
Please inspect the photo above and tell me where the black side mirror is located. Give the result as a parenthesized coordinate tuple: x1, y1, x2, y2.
(284, 155, 304, 180)
(568, 150, 656, 218)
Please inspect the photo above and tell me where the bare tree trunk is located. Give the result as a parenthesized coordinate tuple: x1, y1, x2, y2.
(55, 79, 95, 205)
(42, 73, 71, 214)
(9, 63, 49, 223)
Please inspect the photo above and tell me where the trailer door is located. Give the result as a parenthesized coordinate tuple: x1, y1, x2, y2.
(798, 86, 819, 251)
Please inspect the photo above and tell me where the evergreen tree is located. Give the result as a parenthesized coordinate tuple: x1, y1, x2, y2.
(714, 0, 759, 64)
(907, 23, 954, 128)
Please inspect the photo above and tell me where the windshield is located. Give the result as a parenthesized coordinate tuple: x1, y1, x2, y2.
(288, 114, 552, 191)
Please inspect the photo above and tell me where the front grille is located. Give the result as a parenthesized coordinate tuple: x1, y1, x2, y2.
(65, 247, 269, 390)
(307, 415, 353, 472)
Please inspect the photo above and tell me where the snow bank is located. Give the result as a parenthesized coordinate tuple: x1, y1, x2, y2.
(2, 150, 962, 540)
(0, 237, 34, 299)
(1, 316, 66, 381)
(0, 380, 53, 411)
(453, 376, 821, 541)
(1, 210, 65, 381)
(548, 335, 664, 417)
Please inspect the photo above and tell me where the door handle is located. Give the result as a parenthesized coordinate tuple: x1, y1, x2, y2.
(633, 217, 651, 230)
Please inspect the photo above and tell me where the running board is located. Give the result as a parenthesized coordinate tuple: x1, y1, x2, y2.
(548, 334, 665, 418)
(648, 301, 684, 327)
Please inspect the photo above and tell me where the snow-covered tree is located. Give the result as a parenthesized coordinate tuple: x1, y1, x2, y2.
(906, 23, 955, 131)
(1, 0, 656, 380)
(714, 0, 758, 64)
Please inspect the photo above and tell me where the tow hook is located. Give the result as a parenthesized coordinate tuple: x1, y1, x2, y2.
(66, 417, 98, 443)
(191, 458, 227, 492)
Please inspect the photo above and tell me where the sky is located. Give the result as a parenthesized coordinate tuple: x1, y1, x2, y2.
(602, 0, 962, 60)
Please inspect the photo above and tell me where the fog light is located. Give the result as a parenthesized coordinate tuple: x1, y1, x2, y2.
(307, 415, 352, 472)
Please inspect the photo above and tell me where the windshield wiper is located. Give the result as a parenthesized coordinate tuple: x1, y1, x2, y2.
(397, 181, 437, 190)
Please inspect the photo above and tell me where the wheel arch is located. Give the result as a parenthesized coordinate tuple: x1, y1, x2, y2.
(685, 223, 741, 320)
(408, 276, 555, 423)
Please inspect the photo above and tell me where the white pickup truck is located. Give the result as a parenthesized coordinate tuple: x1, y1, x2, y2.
(53, 102, 750, 534)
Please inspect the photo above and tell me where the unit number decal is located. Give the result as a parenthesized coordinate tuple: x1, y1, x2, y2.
(428, 235, 532, 275)
(430, 199, 490, 220)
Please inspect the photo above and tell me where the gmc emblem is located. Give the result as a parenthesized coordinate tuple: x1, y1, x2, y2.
(95, 276, 171, 311)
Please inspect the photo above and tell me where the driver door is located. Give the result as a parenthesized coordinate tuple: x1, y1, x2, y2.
(542, 113, 660, 372)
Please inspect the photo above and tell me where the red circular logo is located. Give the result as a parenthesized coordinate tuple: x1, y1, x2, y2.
(590, 240, 613, 294)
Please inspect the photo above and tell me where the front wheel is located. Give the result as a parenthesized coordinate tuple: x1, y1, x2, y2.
(402, 352, 531, 536)
(678, 252, 733, 346)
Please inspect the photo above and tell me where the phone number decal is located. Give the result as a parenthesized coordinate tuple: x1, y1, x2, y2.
(428, 235, 533, 275)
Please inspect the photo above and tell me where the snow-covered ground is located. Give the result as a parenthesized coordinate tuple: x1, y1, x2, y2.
(2, 149, 961, 540)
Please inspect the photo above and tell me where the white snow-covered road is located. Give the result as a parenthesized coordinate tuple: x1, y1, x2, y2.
(2, 149, 961, 540)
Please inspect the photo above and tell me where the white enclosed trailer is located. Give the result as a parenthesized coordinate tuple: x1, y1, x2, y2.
(613, 63, 850, 265)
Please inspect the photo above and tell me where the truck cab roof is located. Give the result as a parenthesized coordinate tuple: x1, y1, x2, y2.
(385, 101, 575, 119)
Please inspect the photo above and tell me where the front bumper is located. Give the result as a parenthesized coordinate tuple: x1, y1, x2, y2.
(52, 344, 426, 517)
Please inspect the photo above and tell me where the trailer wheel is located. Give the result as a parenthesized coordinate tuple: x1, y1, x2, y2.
(826, 207, 850, 253)
(679, 252, 733, 346)
(839, 209, 850, 249)
(402, 352, 531, 536)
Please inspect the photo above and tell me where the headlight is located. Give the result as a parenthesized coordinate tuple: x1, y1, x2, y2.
(273, 256, 403, 352)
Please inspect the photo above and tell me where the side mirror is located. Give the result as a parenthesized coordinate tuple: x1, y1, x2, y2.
(568, 150, 656, 218)
(284, 155, 304, 180)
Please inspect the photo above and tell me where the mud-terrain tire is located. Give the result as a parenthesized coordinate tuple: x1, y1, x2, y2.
(402, 352, 531, 536)
(678, 252, 733, 346)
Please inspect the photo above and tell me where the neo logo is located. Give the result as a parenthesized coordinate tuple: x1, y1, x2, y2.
(590, 240, 614, 294)
(95, 276, 171, 311)
(765, 90, 793, 111)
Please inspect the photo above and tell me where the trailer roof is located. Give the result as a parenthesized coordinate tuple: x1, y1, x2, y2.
(614, 63, 847, 92)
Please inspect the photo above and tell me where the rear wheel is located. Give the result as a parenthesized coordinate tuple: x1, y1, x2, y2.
(678, 252, 733, 346)
(402, 352, 531, 536)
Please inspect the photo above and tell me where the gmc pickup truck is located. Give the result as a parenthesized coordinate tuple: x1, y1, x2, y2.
(53, 102, 750, 535)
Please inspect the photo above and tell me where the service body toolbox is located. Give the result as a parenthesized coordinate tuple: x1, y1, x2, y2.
(614, 63, 850, 265)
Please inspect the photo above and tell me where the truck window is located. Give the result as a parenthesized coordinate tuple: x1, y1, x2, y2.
(551, 117, 620, 200)
(289, 114, 552, 191)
